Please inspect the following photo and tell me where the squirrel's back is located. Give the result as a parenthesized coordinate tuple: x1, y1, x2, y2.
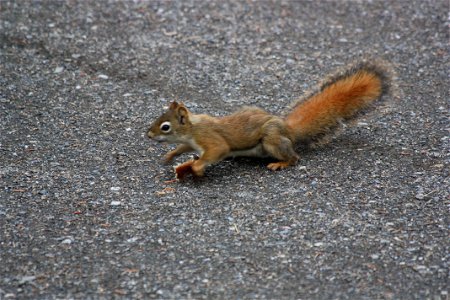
(285, 60, 391, 145)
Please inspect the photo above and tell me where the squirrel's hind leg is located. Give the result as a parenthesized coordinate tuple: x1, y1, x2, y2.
(261, 119, 299, 171)
(262, 135, 299, 171)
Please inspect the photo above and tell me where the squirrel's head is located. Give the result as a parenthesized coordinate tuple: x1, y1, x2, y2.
(147, 101, 192, 143)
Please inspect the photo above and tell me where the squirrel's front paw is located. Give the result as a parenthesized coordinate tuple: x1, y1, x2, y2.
(164, 152, 176, 164)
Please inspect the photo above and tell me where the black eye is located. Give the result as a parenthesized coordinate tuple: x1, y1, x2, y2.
(160, 121, 171, 133)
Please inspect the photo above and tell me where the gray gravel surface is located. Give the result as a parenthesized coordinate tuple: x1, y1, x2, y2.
(1, 1, 449, 299)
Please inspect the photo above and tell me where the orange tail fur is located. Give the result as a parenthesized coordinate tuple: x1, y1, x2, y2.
(286, 61, 390, 145)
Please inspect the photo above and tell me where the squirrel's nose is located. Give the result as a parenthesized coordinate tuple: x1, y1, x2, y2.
(147, 131, 155, 139)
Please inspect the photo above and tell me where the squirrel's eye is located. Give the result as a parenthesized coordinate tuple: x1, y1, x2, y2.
(160, 121, 171, 133)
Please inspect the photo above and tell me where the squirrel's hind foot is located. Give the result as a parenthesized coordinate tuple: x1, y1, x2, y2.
(267, 161, 294, 171)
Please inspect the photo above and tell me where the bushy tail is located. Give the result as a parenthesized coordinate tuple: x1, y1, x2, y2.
(285, 60, 391, 145)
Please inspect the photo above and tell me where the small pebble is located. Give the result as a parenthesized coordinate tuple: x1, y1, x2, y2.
(54, 66, 64, 73)
(415, 193, 425, 200)
(61, 238, 72, 244)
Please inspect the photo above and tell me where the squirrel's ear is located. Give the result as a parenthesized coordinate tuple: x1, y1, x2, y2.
(169, 101, 179, 110)
(177, 106, 189, 125)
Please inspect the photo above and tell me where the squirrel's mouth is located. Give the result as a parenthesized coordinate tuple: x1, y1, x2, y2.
(154, 136, 166, 142)
(147, 132, 166, 143)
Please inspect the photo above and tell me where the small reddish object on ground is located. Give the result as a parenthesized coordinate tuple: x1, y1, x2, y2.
(175, 160, 195, 180)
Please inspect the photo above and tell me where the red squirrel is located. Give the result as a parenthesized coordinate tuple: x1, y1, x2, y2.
(147, 60, 391, 179)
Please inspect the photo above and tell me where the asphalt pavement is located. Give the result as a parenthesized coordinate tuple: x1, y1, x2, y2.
(1, 1, 448, 299)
